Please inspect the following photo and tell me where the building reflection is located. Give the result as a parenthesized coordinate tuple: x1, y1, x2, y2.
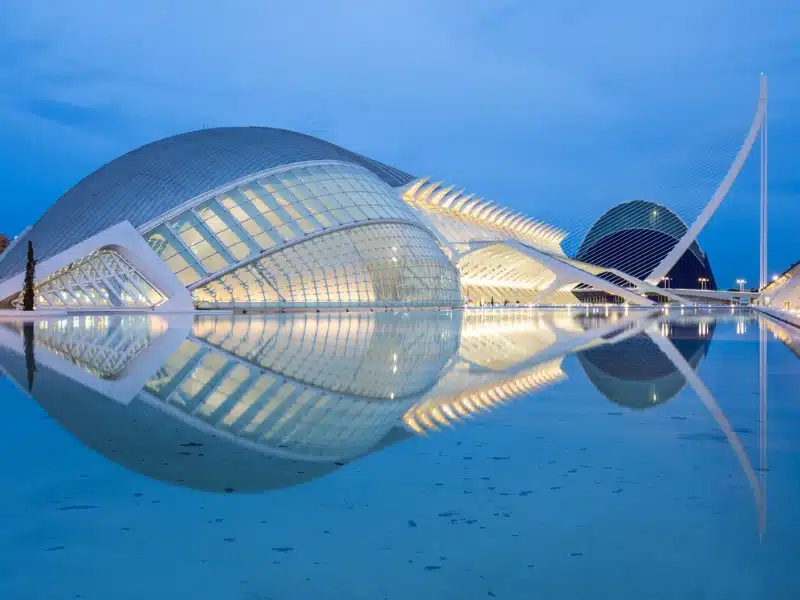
(762, 313, 800, 359)
(0, 309, 761, 505)
(576, 319, 716, 410)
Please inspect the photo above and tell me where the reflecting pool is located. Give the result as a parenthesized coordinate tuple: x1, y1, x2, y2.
(0, 307, 798, 599)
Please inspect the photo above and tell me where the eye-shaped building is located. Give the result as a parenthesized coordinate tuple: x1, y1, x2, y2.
(0, 119, 754, 311)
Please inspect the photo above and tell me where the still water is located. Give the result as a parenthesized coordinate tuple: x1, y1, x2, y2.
(0, 308, 798, 599)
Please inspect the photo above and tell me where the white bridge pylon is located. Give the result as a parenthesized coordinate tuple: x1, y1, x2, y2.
(646, 75, 768, 286)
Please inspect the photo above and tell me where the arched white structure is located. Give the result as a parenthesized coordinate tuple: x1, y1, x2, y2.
(647, 75, 768, 285)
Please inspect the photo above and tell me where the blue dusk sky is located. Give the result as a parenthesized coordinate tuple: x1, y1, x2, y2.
(0, 0, 797, 288)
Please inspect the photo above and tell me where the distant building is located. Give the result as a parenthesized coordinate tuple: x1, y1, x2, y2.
(761, 260, 800, 310)
(574, 200, 717, 303)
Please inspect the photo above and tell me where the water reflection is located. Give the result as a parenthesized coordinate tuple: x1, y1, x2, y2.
(576, 319, 715, 410)
(0, 308, 778, 534)
(0, 310, 738, 483)
(1, 308, 796, 599)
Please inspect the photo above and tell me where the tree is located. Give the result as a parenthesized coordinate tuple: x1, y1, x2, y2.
(22, 241, 36, 311)
(23, 321, 36, 391)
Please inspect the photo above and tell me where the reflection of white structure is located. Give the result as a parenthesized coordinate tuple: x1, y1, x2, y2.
(0, 78, 768, 311)
(0, 308, 655, 490)
(404, 308, 659, 433)
(0, 307, 774, 522)
(0, 311, 462, 491)
(647, 326, 767, 537)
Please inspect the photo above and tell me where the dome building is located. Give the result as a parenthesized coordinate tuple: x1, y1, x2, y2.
(0, 127, 461, 311)
(574, 200, 717, 302)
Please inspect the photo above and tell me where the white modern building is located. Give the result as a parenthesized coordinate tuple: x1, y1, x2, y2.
(761, 261, 800, 311)
(0, 77, 769, 312)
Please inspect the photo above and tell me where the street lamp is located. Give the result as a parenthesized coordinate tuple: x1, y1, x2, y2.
(698, 277, 709, 290)
(661, 276, 671, 289)
(736, 278, 746, 292)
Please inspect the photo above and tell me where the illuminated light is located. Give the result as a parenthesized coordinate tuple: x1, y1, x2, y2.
(462, 397, 479, 412)
(494, 209, 514, 226)
(472, 395, 488, 409)
(430, 407, 451, 427)
(449, 192, 474, 211)
(439, 188, 464, 209)
(506, 214, 526, 229)
(417, 411, 438, 431)
(416, 180, 443, 204)
(405, 416, 426, 435)
(453, 403, 471, 417)
(403, 176, 430, 198)
(471, 200, 494, 218)
(441, 404, 459, 421)
(481, 205, 502, 221)
(428, 185, 455, 205)
(461, 197, 484, 214)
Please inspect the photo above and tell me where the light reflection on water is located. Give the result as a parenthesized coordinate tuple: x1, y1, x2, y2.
(0, 308, 798, 599)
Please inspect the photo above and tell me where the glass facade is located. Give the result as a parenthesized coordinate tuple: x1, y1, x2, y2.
(577, 200, 698, 260)
(191, 311, 461, 399)
(192, 223, 461, 308)
(143, 163, 422, 287)
(21, 249, 165, 310)
(6, 315, 167, 378)
(0, 126, 415, 283)
(143, 337, 414, 459)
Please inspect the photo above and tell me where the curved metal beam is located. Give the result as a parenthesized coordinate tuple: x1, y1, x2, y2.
(647, 75, 767, 284)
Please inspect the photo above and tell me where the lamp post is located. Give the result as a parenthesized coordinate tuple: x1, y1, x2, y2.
(698, 277, 709, 291)
(661, 277, 671, 289)
(736, 278, 746, 293)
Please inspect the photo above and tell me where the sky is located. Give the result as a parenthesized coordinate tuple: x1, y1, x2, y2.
(0, 0, 798, 288)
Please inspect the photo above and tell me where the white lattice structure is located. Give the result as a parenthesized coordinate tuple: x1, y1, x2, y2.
(13, 249, 166, 310)
(402, 177, 567, 251)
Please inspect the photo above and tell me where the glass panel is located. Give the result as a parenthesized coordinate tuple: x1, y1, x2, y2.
(28, 249, 167, 310)
(191, 222, 460, 309)
(196, 199, 259, 259)
(220, 190, 279, 250)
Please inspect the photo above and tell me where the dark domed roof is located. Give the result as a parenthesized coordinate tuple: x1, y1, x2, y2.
(577, 200, 703, 262)
(577, 322, 714, 410)
(0, 127, 414, 282)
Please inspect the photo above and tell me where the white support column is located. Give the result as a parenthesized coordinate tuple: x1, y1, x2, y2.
(759, 316, 768, 535)
(530, 276, 563, 305)
(760, 75, 769, 292)
(603, 267, 693, 306)
(503, 241, 656, 306)
(647, 329, 766, 537)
